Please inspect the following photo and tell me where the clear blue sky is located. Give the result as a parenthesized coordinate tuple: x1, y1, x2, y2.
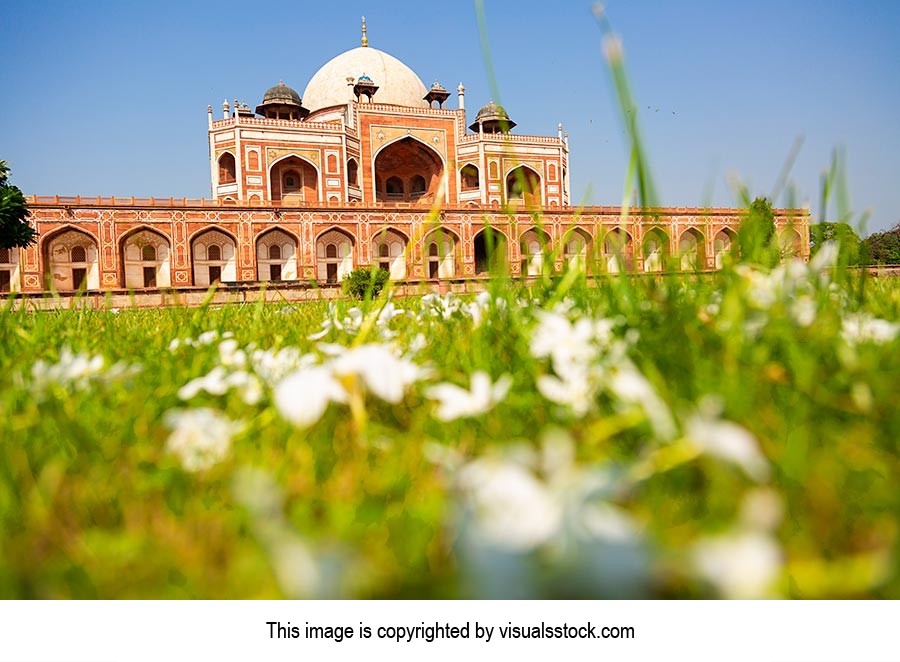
(2, 0, 898, 233)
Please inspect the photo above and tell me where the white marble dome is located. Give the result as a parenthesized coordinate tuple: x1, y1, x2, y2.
(302, 46, 429, 112)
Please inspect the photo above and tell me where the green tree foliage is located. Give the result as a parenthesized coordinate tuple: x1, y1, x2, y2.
(809, 222, 863, 266)
(0, 160, 37, 249)
(342, 266, 389, 300)
(736, 197, 777, 265)
(863, 223, 900, 265)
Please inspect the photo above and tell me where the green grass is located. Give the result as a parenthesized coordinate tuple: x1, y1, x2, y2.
(1, 263, 898, 598)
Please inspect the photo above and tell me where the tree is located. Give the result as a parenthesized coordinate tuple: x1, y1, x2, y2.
(342, 266, 389, 300)
(0, 160, 36, 249)
(863, 223, 900, 265)
(736, 196, 777, 265)
(809, 221, 862, 266)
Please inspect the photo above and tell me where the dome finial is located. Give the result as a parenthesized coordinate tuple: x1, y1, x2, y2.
(361, 16, 368, 47)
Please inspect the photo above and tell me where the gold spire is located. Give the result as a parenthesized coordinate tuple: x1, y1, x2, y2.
(361, 16, 368, 47)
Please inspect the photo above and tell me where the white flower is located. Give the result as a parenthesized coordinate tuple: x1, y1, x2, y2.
(607, 362, 676, 439)
(531, 310, 609, 379)
(809, 240, 839, 272)
(250, 347, 315, 385)
(164, 408, 241, 472)
(426, 371, 512, 421)
(178, 366, 230, 399)
(537, 370, 596, 416)
(30, 347, 138, 397)
(684, 411, 769, 482)
(693, 531, 782, 599)
(330, 343, 426, 403)
(218, 339, 247, 368)
(273, 365, 347, 428)
(841, 313, 899, 345)
(457, 458, 562, 551)
(790, 295, 817, 327)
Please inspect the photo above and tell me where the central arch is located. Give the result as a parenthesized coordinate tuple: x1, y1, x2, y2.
(257, 229, 298, 282)
(373, 136, 445, 204)
(473, 227, 508, 275)
(43, 228, 100, 291)
(269, 155, 319, 203)
(316, 228, 354, 283)
(520, 228, 551, 276)
(371, 228, 408, 279)
(121, 228, 171, 288)
(505, 165, 542, 207)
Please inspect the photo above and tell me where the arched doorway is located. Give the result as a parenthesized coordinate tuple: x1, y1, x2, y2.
(371, 229, 407, 279)
(679, 228, 706, 271)
(257, 229, 298, 281)
(122, 229, 171, 288)
(316, 229, 354, 283)
(44, 229, 100, 291)
(714, 229, 736, 269)
(603, 228, 633, 273)
(374, 137, 444, 204)
(0, 247, 20, 293)
(473, 228, 507, 275)
(270, 156, 319, 203)
(563, 227, 592, 271)
(779, 228, 803, 258)
(422, 229, 458, 279)
(505, 165, 542, 207)
(643, 228, 668, 273)
(192, 229, 237, 286)
(520, 228, 551, 276)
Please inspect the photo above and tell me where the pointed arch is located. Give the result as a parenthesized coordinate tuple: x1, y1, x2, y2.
(714, 228, 737, 269)
(642, 227, 669, 272)
(371, 228, 409, 279)
(256, 228, 299, 282)
(520, 227, 552, 276)
(602, 227, 633, 273)
(562, 226, 593, 272)
(120, 226, 172, 289)
(422, 227, 460, 279)
(191, 228, 237, 286)
(0, 245, 20, 293)
(373, 135, 446, 205)
(41, 226, 101, 291)
(504, 164, 542, 207)
(779, 227, 803, 258)
(315, 227, 355, 283)
(473, 226, 508, 275)
(218, 151, 236, 185)
(678, 227, 706, 271)
(460, 163, 480, 191)
(268, 153, 320, 203)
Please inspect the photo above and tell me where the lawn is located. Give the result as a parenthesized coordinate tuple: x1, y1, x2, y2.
(1, 255, 898, 598)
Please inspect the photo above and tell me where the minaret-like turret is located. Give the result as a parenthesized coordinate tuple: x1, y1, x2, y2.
(221, 99, 230, 119)
(457, 82, 466, 111)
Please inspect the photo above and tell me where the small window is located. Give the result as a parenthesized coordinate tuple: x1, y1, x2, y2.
(489, 161, 498, 179)
(428, 243, 439, 257)
(248, 151, 260, 170)
(379, 244, 389, 258)
(327, 154, 338, 173)
(268, 244, 282, 260)
(0, 248, 10, 263)
(410, 175, 426, 195)
(141, 245, 156, 261)
(325, 244, 337, 259)
(461, 165, 479, 190)
(386, 177, 403, 197)
(207, 244, 222, 261)
(347, 159, 359, 186)
(284, 173, 299, 191)
(71, 246, 87, 262)
(218, 153, 236, 184)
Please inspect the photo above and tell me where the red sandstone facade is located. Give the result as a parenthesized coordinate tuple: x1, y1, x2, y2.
(0, 25, 809, 295)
